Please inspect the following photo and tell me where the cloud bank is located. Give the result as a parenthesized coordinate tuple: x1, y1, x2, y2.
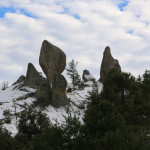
(0, 0, 150, 83)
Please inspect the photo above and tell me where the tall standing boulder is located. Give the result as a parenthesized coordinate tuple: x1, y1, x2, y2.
(100, 46, 121, 82)
(39, 40, 69, 107)
(39, 40, 66, 87)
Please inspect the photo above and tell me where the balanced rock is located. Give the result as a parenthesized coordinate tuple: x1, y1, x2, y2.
(39, 40, 69, 107)
(39, 40, 66, 86)
(100, 46, 121, 82)
(82, 69, 95, 82)
(22, 63, 46, 88)
(51, 74, 69, 107)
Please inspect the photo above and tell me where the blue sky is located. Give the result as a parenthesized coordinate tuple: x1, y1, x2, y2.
(0, 6, 36, 18)
(118, 0, 129, 11)
(0, 0, 129, 18)
(0, 7, 16, 17)
(0, 0, 150, 84)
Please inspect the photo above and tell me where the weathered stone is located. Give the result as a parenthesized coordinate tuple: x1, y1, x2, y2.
(39, 40, 69, 107)
(39, 40, 66, 86)
(51, 74, 69, 107)
(82, 69, 95, 82)
(114, 59, 121, 70)
(100, 46, 121, 82)
(22, 63, 46, 88)
(12, 75, 25, 86)
(35, 81, 52, 108)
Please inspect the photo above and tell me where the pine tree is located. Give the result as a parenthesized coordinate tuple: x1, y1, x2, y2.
(32, 125, 65, 150)
(0, 127, 15, 150)
(142, 70, 150, 97)
(82, 68, 150, 150)
(66, 59, 81, 90)
(17, 105, 50, 139)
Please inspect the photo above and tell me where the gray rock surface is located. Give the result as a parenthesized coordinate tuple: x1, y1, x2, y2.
(12, 75, 25, 86)
(39, 40, 69, 107)
(82, 69, 95, 82)
(35, 81, 52, 108)
(100, 46, 121, 82)
(39, 40, 66, 87)
(51, 74, 69, 107)
(22, 63, 46, 88)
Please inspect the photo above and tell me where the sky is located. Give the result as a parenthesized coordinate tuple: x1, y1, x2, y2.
(0, 0, 150, 84)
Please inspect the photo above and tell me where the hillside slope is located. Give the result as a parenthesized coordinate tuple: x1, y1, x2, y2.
(0, 81, 102, 136)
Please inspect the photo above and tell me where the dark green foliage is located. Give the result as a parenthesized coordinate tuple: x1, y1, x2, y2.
(141, 70, 150, 102)
(61, 114, 82, 150)
(0, 127, 15, 150)
(17, 105, 50, 139)
(82, 69, 150, 150)
(3, 109, 12, 124)
(32, 125, 64, 150)
(1, 69, 150, 150)
(78, 80, 85, 90)
(3, 109, 11, 116)
(142, 70, 150, 93)
(102, 69, 137, 105)
(13, 105, 51, 150)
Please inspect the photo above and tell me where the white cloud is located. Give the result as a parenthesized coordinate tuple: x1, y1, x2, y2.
(0, 64, 23, 73)
(0, 0, 150, 83)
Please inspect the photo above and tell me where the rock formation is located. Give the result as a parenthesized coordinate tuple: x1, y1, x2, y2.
(39, 40, 69, 107)
(22, 63, 46, 88)
(51, 74, 69, 107)
(100, 46, 121, 82)
(35, 81, 52, 108)
(39, 40, 66, 87)
(82, 69, 95, 82)
(12, 75, 25, 86)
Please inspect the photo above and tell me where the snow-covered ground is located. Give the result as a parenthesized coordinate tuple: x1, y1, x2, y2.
(0, 81, 102, 136)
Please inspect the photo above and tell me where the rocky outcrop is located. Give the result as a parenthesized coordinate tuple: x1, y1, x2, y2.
(12, 75, 25, 86)
(35, 81, 52, 108)
(82, 69, 95, 82)
(12, 40, 69, 108)
(100, 46, 121, 82)
(51, 74, 69, 107)
(39, 40, 69, 107)
(39, 40, 66, 87)
(22, 63, 46, 88)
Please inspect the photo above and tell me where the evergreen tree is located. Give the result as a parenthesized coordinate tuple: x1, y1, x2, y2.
(17, 105, 50, 139)
(32, 114, 82, 150)
(82, 69, 150, 150)
(140, 70, 150, 129)
(102, 69, 137, 105)
(32, 125, 65, 150)
(0, 127, 15, 150)
(66, 59, 81, 90)
(142, 70, 150, 98)
(61, 114, 81, 150)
